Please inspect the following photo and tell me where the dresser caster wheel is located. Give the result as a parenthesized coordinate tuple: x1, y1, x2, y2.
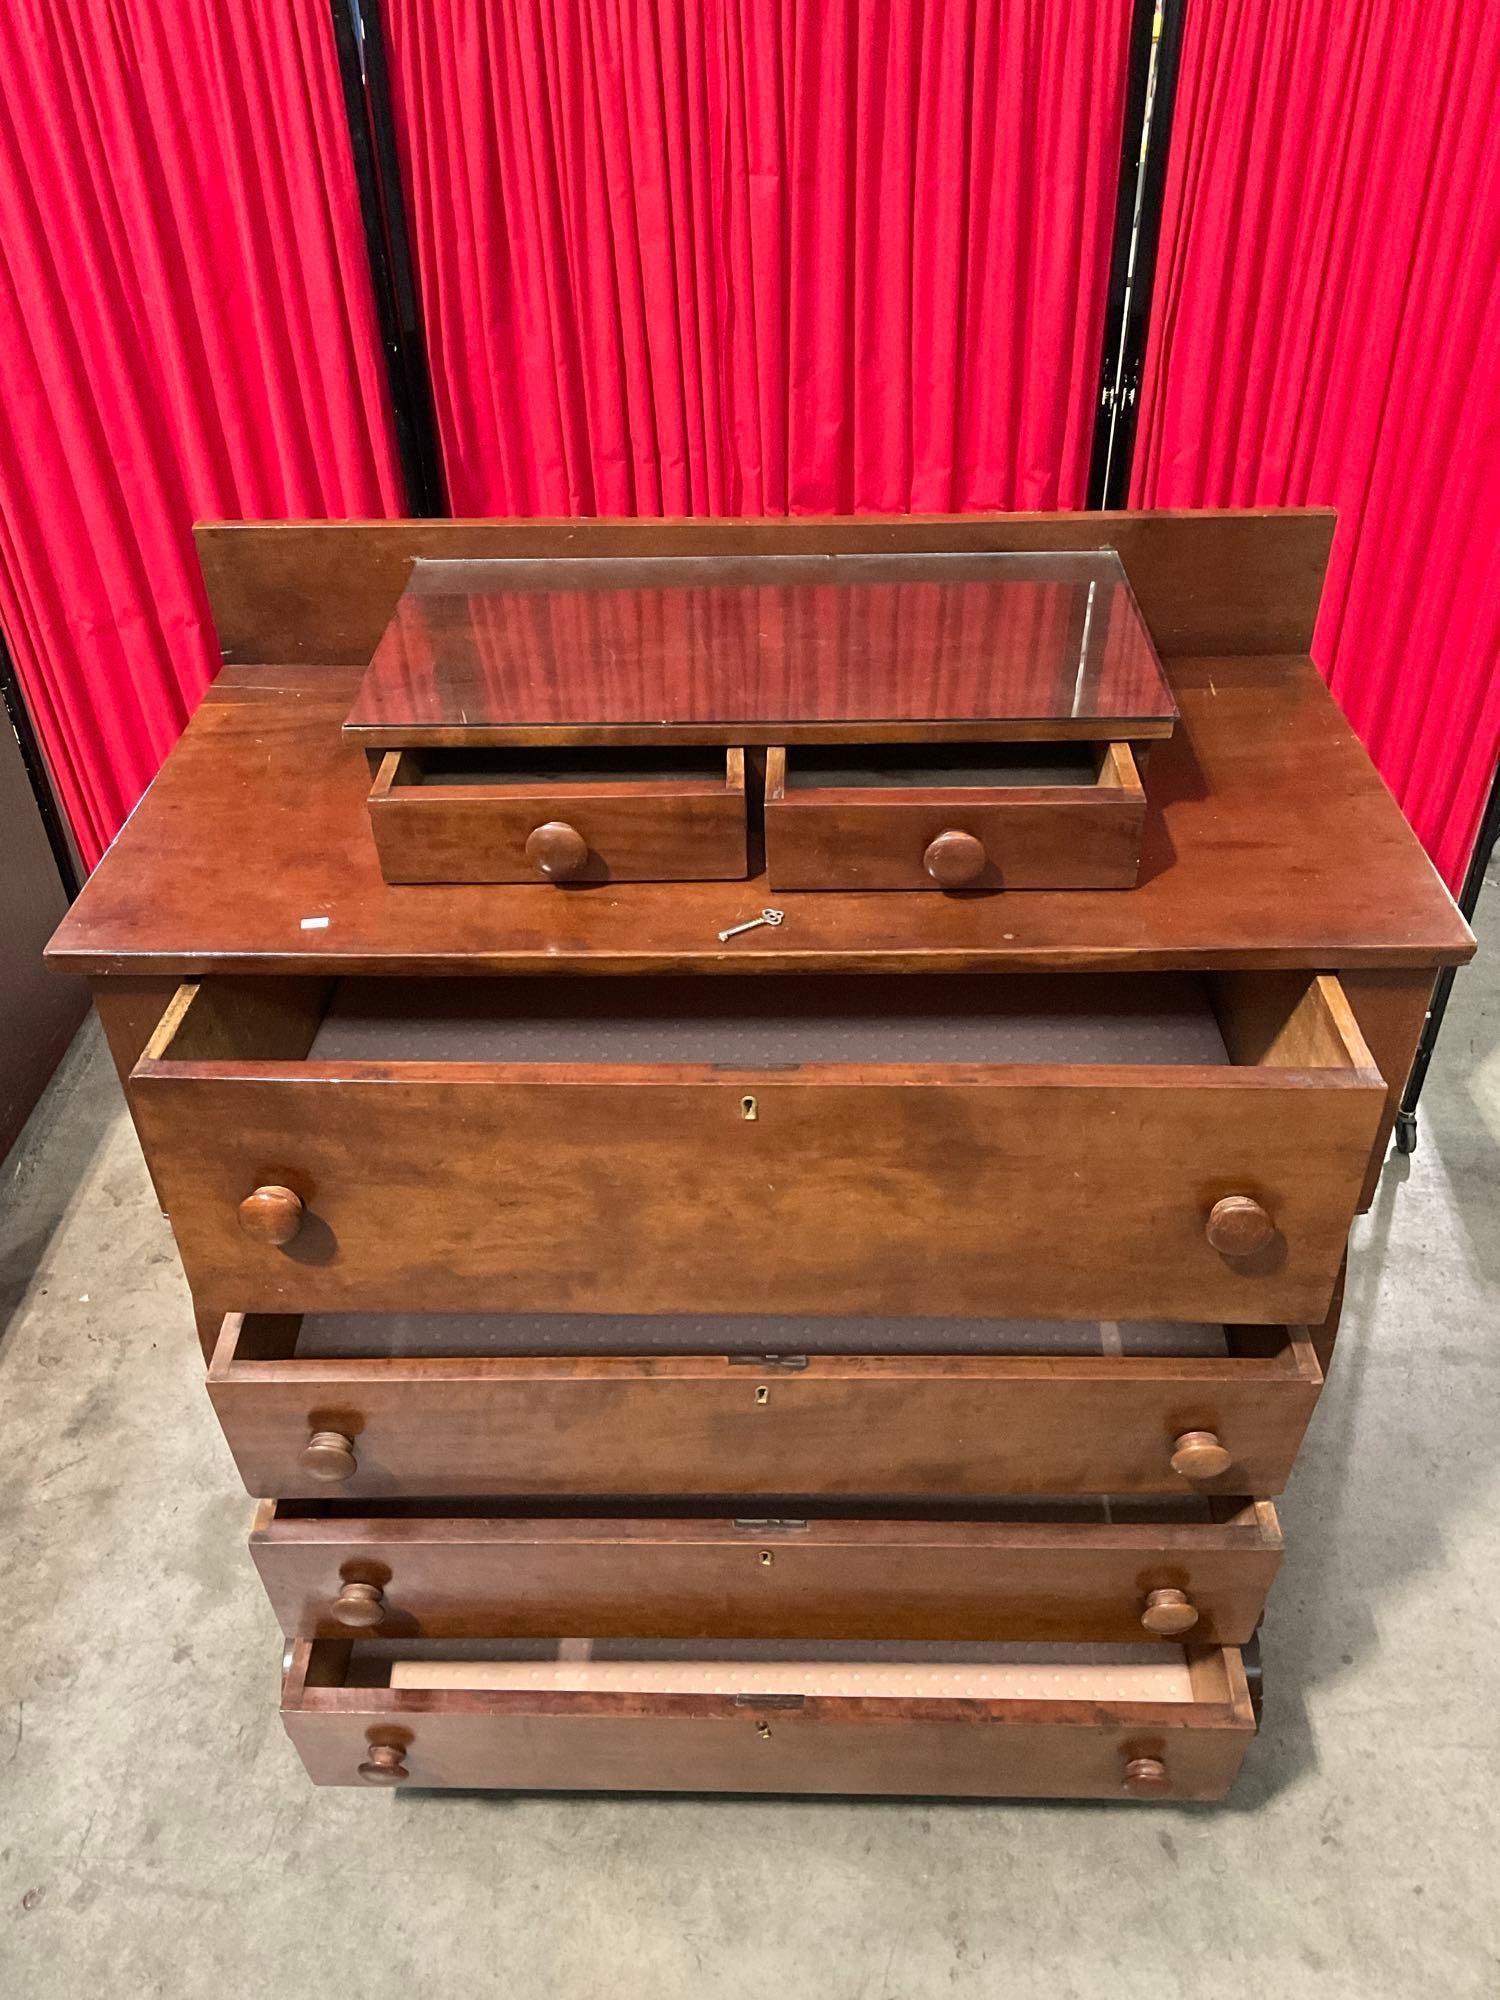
(1242, 1627, 1264, 1727)
(1394, 1110, 1418, 1155)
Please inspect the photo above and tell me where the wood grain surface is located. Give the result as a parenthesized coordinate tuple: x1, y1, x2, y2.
(765, 742, 1145, 890)
(134, 1038, 1381, 1324)
(196, 511, 1335, 663)
(49, 655, 1472, 976)
(368, 747, 747, 884)
(249, 1498, 1284, 1645)
(279, 1636, 1255, 1797)
(208, 1317, 1322, 1499)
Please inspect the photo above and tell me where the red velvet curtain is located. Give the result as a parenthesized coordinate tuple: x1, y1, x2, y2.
(384, 0, 1133, 518)
(0, 0, 402, 870)
(1131, 0, 1500, 891)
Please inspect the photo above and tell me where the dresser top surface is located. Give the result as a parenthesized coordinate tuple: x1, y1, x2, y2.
(49, 653, 1472, 976)
(343, 552, 1176, 745)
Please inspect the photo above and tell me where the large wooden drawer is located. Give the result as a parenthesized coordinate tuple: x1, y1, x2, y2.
(252, 1496, 1283, 1645)
(210, 1315, 1322, 1499)
(282, 1636, 1256, 1799)
(133, 970, 1384, 1325)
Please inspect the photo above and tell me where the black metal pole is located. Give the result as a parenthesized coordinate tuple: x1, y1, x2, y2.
(1087, 0, 1187, 510)
(1394, 759, 1500, 1153)
(328, 0, 446, 516)
(0, 626, 80, 899)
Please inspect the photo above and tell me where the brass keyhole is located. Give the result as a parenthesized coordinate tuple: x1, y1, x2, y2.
(756, 1721, 772, 1740)
(741, 1095, 758, 1121)
(755, 1385, 769, 1406)
(759, 1550, 774, 1567)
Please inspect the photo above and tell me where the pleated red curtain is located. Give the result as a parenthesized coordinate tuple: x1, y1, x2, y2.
(383, 0, 1133, 518)
(0, 0, 403, 870)
(1131, 0, 1500, 890)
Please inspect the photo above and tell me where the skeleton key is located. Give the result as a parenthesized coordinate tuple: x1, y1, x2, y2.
(718, 908, 785, 941)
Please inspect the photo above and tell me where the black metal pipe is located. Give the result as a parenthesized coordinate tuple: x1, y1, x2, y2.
(328, 0, 446, 516)
(1087, 0, 1188, 510)
(1394, 758, 1500, 1152)
(0, 626, 80, 899)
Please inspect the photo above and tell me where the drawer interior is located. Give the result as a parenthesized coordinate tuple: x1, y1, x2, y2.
(221, 1311, 1306, 1372)
(779, 743, 1112, 792)
(144, 968, 1373, 1076)
(273, 1311, 1232, 1360)
(308, 1636, 1221, 1704)
(382, 746, 737, 792)
(309, 971, 1232, 1065)
(264, 1493, 1250, 1524)
(385, 1640, 1197, 1700)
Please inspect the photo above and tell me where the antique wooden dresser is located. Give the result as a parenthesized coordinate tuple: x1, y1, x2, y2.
(47, 511, 1473, 1803)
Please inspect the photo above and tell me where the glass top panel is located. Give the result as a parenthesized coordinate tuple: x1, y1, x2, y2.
(345, 551, 1175, 736)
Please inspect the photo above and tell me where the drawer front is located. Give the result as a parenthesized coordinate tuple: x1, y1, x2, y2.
(368, 748, 747, 884)
(211, 1320, 1322, 1500)
(251, 1501, 1284, 1644)
(135, 1032, 1382, 1331)
(764, 744, 1144, 891)
(281, 1640, 1255, 1799)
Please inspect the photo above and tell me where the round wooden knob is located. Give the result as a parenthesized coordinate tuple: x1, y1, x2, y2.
(332, 1580, 386, 1628)
(923, 828, 987, 887)
(301, 1429, 357, 1482)
(237, 1184, 304, 1245)
(357, 1742, 409, 1786)
(1122, 1755, 1170, 1796)
(525, 820, 590, 881)
(1170, 1429, 1233, 1481)
(1141, 1587, 1200, 1636)
(1205, 1194, 1274, 1258)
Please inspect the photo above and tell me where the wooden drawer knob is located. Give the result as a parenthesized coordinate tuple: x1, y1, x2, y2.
(923, 828, 987, 887)
(301, 1430, 357, 1482)
(357, 1743, 409, 1786)
(1122, 1755, 1170, 1796)
(237, 1184, 304, 1245)
(333, 1580, 385, 1628)
(525, 820, 590, 881)
(1141, 1587, 1200, 1636)
(1205, 1194, 1274, 1258)
(1170, 1429, 1233, 1481)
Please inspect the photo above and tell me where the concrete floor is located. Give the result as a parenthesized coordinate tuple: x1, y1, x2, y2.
(2, 885, 1497, 2000)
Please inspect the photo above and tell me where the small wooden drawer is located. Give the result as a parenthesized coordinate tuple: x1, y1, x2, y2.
(367, 746, 747, 883)
(764, 742, 1145, 891)
(281, 1636, 1256, 1799)
(132, 969, 1383, 1325)
(210, 1315, 1322, 1500)
(251, 1497, 1283, 1645)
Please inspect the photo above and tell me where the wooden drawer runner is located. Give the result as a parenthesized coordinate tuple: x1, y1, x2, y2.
(210, 1315, 1322, 1500)
(133, 970, 1384, 1325)
(368, 746, 747, 884)
(765, 742, 1146, 891)
(282, 1637, 1256, 1799)
(252, 1497, 1283, 1645)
